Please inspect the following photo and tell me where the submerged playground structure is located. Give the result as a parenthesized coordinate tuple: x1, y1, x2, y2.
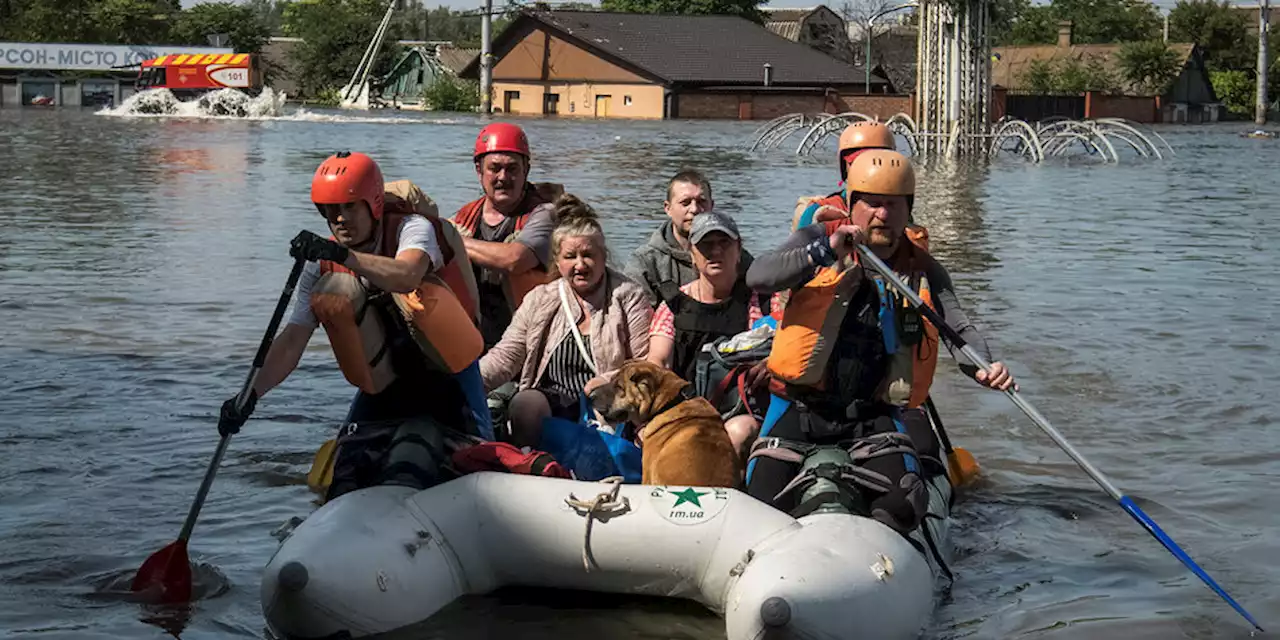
(751, 0, 1175, 163)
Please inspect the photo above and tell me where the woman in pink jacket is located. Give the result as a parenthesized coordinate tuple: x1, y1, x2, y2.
(479, 195, 653, 447)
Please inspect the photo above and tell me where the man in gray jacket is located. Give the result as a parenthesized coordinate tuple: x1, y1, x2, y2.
(625, 170, 752, 305)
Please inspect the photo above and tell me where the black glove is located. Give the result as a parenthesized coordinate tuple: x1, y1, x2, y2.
(218, 389, 258, 437)
(290, 230, 349, 264)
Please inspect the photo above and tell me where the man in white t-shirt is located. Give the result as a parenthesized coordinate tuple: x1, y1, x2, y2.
(216, 151, 487, 500)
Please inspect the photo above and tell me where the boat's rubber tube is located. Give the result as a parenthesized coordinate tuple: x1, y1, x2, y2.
(263, 472, 942, 640)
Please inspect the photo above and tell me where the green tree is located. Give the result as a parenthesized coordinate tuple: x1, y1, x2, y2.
(1023, 58, 1058, 93)
(422, 74, 479, 111)
(92, 0, 179, 44)
(172, 2, 271, 52)
(599, 0, 764, 23)
(1018, 55, 1120, 92)
(1168, 0, 1251, 70)
(1210, 69, 1253, 115)
(283, 0, 404, 97)
(244, 0, 291, 35)
(1116, 40, 1183, 94)
(989, 0, 1033, 45)
(1000, 0, 1162, 45)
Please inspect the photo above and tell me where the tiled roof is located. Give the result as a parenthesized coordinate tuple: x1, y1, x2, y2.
(991, 42, 1196, 96)
(464, 9, 885, 87)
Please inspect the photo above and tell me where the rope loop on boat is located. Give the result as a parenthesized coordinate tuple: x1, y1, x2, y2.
(564, 476, 629, 572)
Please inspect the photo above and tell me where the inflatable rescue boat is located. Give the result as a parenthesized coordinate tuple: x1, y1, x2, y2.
(261, 469, 952, 639)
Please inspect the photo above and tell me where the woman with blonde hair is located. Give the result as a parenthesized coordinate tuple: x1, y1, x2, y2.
(479, 195, 653, 447)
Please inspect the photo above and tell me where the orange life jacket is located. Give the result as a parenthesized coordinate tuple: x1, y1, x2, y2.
(310, 182, 485, 393)
(452, 182, 563, 310)
(790, 191, 848, 233)
(767, 229, 939, 408)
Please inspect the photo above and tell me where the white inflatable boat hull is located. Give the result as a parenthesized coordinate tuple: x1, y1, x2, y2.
(263, 472, 951, 639)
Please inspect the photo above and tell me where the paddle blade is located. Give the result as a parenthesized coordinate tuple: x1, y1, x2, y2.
(131, 540, 192, 604)
(1118, 496, 1264, 632)
(946, 447, 980, 487)
(307, 438, 338, 495)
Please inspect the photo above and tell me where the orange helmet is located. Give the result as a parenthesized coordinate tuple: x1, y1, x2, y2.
(311, 151, 385, 220)
(844, 149, 915, 208)
(474, 122, 531, 161)
(838, 121, 896, 181)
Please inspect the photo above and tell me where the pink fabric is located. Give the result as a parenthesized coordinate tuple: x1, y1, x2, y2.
(479, 268, 653, 392)
(649, 282, 774, 340)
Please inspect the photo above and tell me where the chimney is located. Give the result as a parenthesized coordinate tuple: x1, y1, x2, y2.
(1057, 20, 1073, 47)
(763, 63, 773, 87)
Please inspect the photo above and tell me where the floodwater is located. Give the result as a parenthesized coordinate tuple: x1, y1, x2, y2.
(0, 105, 1277, 640)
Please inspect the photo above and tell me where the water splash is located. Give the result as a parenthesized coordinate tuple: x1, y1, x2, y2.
(97, 87, 465, 125)
(98, 88, 288, 119)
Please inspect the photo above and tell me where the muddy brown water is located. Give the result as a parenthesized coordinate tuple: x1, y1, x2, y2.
(0, 107, 1276, 639)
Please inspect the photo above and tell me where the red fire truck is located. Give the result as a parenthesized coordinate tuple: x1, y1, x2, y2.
(135, 52, 264, 98)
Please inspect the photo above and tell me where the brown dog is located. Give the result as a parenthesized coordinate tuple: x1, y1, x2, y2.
(589, 360, 739, 487)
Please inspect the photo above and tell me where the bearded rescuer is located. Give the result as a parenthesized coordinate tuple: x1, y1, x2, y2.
(215, 151, 487, 500)
(745, 149, 1015, 535)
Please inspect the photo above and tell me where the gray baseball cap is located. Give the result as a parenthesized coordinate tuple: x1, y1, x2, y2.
(689, 211, 740, 245)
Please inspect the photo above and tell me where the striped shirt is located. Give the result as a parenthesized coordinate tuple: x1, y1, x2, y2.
(538, 332, 596, 408)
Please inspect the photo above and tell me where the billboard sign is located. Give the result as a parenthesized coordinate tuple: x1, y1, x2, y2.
(0, 42, 234, 72)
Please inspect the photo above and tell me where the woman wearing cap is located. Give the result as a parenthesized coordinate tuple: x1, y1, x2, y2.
(647, 211, 778, 459)
(480, 195, 653, 447)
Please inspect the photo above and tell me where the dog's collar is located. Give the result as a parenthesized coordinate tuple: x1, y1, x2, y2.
(654, 383, 697, 418)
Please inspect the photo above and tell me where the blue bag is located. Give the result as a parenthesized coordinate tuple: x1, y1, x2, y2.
(539, 396, 642, 483)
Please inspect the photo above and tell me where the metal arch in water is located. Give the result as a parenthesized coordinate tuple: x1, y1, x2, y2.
(749, 113, 816, 153)
(1092, 118, 1166, 160)
(884, 112, 920, 156)
(1045, 130, 1112, 162)
(794, 112, 876, 156)
(1045, 120, 1118, 163)
(1099, 130, 1152, 159)
(989, 119, 1044, 163)
(751, 113, 802, 142)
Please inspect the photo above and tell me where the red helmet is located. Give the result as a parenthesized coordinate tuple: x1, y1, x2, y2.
(473, 122, 530, 161)
(311, 151, 385, 220)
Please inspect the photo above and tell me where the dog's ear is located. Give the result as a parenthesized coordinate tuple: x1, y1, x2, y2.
(645, 366, 690, 418)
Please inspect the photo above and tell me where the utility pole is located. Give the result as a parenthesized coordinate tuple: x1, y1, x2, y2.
(480, 0, 493, 114)
(1258, 0, 1270, 126)
(1163, 14, 1169, 43)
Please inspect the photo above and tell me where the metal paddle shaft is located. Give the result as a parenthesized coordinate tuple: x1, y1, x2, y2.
(856, 245, 1264, 632)
(176, 256, 307, 543)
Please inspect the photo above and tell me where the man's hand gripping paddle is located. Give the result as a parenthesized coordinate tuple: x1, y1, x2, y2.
(130, 256, 306, 604)
(856, 244, 1263, 632)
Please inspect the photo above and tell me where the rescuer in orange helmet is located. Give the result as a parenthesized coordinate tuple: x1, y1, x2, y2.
(746, 150, 1015, 533)
(215, 151, 491, 501)
(790, 120, 899, 233)
(451, 122, 565, 349)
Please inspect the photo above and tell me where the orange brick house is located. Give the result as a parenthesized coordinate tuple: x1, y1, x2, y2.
(459, 9, 894, 120)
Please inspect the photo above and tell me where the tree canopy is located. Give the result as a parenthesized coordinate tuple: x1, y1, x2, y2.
(599, 0, 764, 23)
(1, 0, 270, 52)
(997, 0, 1162, 45)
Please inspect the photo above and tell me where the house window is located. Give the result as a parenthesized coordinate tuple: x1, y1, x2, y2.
(544, 92, 560, 115)
(503, 90, 520, 113)
(624, 95, 632, 106)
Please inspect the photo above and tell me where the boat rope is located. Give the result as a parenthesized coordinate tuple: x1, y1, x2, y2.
(564, 476, 629, 572)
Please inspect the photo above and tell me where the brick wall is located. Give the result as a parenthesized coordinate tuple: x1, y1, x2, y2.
(676, 91, 911, 120)
(751, 94, 829, 119)
(837, 94, 912, 120)
(1085, 92, 1157, 123)
(675, 93, 740, 119)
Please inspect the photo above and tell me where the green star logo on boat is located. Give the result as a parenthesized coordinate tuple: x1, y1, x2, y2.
(670, 487, 708, 508)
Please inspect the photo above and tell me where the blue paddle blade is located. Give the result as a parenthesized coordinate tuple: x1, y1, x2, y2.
(1118, 496, 1264, 632)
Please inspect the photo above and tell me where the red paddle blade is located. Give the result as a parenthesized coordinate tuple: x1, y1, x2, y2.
(131, 540, 192, 604)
